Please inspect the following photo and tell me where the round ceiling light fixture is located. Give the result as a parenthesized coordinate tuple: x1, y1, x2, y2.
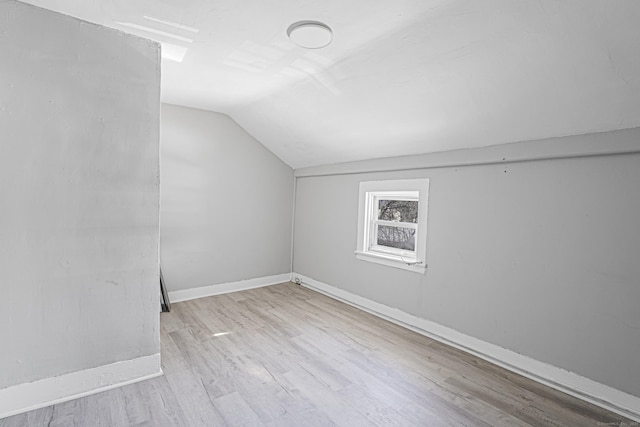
(287, 20, 333, 49)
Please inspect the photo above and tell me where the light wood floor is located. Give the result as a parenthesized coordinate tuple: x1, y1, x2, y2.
(1, 282, 633, 426)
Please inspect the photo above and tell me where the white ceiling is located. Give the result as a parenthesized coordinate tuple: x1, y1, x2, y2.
(22, 0, 640, 168)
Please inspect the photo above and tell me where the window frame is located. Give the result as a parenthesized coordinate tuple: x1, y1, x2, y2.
(366, 191, 419, 258)
(355, 179, 429, 273)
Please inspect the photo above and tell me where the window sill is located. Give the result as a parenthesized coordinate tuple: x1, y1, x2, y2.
(354, 251, 427, 274)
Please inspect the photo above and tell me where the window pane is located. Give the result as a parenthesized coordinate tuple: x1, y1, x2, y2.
(377, 225, 416, 251)
(378, 200, 418, 223)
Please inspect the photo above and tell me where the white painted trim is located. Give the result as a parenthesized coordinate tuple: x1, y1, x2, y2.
(356, 179, 429, 274)
(167, 273, 292, 303)
(293, 273, 640, 422)
(294, 127, 640, 178)
(0, 354, 162, 419)
(355, 251, 426, 273)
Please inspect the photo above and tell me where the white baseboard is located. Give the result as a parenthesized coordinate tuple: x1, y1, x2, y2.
(168, 273, 292, 303)
(294, 273, 640, 422)
(0, 353, 162, 419)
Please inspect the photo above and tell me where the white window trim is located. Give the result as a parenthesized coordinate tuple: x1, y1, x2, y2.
(355, 179, 429, 274)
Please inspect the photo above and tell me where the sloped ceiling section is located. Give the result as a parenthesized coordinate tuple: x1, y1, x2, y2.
(21, 0, 640, 168)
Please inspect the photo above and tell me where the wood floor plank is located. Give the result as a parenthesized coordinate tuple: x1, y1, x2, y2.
(162, 369, 227, 426)
(213, 391, 264, 427)
(282, 365, 369, 427)
(1, 282, 634, 426)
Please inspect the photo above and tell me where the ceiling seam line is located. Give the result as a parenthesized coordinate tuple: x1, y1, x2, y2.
(294, 149, 640, 179)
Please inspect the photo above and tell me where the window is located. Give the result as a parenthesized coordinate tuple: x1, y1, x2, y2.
(355, 179, 429, 273)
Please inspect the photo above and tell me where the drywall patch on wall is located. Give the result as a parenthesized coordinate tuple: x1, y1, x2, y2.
(160, 104, 293, 292)
(0, 1, 160, 390)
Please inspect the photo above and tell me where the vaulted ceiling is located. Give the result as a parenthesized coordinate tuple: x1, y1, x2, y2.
(21, 0, 640, 168)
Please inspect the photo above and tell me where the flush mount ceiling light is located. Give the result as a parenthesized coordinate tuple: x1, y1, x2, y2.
(287, 20, 333, 49)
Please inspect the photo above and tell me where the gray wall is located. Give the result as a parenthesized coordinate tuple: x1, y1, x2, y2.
(160, 104, 293, 291)
(293, 127, 640, 397)
(0, 2, 160, 388)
